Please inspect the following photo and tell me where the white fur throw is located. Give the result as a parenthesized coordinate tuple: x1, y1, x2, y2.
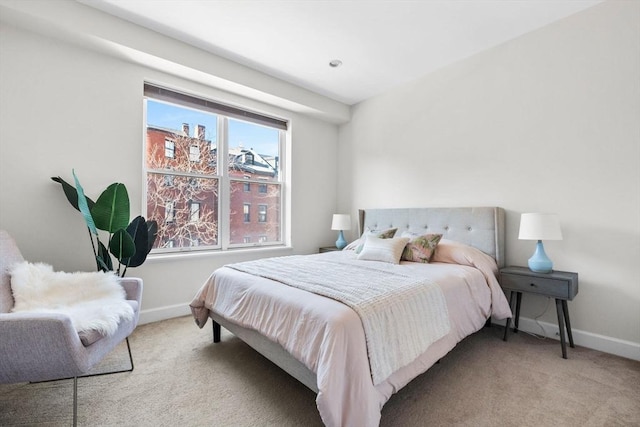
(10, 262, 133, 336)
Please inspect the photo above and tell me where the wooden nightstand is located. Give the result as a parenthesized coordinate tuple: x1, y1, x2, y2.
(500, 266, 579, 359)
(319, 246, 341, 253)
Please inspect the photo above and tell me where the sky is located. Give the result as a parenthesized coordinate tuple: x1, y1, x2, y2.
(146, 99, 279, 157)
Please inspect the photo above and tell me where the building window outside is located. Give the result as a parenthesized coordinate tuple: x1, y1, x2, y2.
(258, 204, 267, 223)
(190, 202, 200, 223)
(145, 83, 287, 252)
(243, 203, 250, 223)
(165, 139, 175, 158)
(189, 145, 200, 162)
(165, 201, 175, 223)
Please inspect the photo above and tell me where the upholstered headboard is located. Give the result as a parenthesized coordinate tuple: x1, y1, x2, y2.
(358, 207, 505, 268)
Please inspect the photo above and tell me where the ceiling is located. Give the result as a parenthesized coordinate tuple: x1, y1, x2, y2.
(78, 0, 603, 105)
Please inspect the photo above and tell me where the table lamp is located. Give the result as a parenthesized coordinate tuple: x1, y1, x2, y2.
(518, 213, 563, 273)
(331, 214, 351, 250)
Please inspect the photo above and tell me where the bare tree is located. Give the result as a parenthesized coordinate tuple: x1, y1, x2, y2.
(146, 129, 219, 249)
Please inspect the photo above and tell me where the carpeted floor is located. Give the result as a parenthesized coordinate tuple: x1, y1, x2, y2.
(1, 315, 638, 426)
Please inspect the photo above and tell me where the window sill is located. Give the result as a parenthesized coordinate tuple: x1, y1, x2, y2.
(146, 244, 293, 263)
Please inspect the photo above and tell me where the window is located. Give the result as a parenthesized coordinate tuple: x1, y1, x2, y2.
(165, 139, 175, 158)
(258, 204, 267, 223)
(165, 201, 175, 223)
(243, 203, 250, 223)
(189, 145, 200, 162)
(189, 202, 200, 223)
(145, 83, 287, 252)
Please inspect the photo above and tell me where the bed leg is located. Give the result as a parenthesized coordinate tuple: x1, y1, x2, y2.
(212, 320, 221, 343)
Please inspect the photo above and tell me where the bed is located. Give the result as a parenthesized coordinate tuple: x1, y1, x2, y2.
(190, 207, 511, 426)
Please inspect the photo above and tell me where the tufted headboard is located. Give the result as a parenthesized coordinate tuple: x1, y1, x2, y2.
(358, 207, 505, 268)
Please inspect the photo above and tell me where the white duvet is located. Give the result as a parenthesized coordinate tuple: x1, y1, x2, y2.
(225, 255, 451, 385)
(191, 245, 511, 427)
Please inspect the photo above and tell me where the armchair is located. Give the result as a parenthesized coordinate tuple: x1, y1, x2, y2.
(0, 230, 143, 426)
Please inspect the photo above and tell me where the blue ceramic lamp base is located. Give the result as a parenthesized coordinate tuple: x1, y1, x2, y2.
(335, 230, 347, 250)
(528, 240, 553, 273)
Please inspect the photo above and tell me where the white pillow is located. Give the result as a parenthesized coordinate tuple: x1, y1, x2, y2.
(344, 227, 398, 252)
(357, 235, 410, 264)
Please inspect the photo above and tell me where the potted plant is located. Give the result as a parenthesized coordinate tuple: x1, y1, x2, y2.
(52, 170, 158, 277)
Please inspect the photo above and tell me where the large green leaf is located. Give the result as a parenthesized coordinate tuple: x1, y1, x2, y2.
(51, 176, 95, 212)
(109, 228, 136, 261)
(72, 170, 98, 235)
(121, 216, 149, 268)
(92, 183, 130, 232)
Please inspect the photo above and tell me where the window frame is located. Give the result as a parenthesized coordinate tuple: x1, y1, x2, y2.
(143, 82, 289, 254)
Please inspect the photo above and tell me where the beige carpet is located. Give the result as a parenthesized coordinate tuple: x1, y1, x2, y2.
(1, 315, 638, 426)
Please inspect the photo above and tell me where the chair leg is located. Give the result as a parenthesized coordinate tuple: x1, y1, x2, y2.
(73, 376, 78, 427)
(31, 338, 135, 425)
(81, 337, 135, 378)
(125, 336, 134, 372)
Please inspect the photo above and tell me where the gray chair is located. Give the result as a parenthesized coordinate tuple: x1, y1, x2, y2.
(0, 230, 143, 426)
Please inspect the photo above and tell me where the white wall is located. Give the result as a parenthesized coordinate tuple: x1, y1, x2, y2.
(0, 9, 341, 322)
(339, 1, 640, 357)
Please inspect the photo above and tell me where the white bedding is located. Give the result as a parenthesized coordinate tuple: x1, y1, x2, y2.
(225, 255, 450, 385)
(191, 249, 511, 427)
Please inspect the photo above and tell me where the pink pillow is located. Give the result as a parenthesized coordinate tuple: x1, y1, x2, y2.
(433, 239, 512, 320)
(432, 239, 498, 276)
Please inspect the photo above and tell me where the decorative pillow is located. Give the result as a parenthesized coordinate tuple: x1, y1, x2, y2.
(357, 236, 410, 264)
(400, 232, 443, 263)
(344, 227, 398, 253)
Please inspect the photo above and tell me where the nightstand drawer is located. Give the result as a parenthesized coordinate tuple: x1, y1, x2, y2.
(500, 266, 578, 301)
(500, 274, 570, 298)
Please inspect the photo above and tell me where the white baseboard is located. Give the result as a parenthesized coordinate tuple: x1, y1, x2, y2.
(139, 303, 192, 325)
(494, 317, 640, 362)
(140, 304, 640, 362)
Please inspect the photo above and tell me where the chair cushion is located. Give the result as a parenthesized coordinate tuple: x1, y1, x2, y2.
(0, 230, 24, 313)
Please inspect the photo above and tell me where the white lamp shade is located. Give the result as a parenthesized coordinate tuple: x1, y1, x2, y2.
(518, 213, 563, 241)
(331, 214, 351, 231)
